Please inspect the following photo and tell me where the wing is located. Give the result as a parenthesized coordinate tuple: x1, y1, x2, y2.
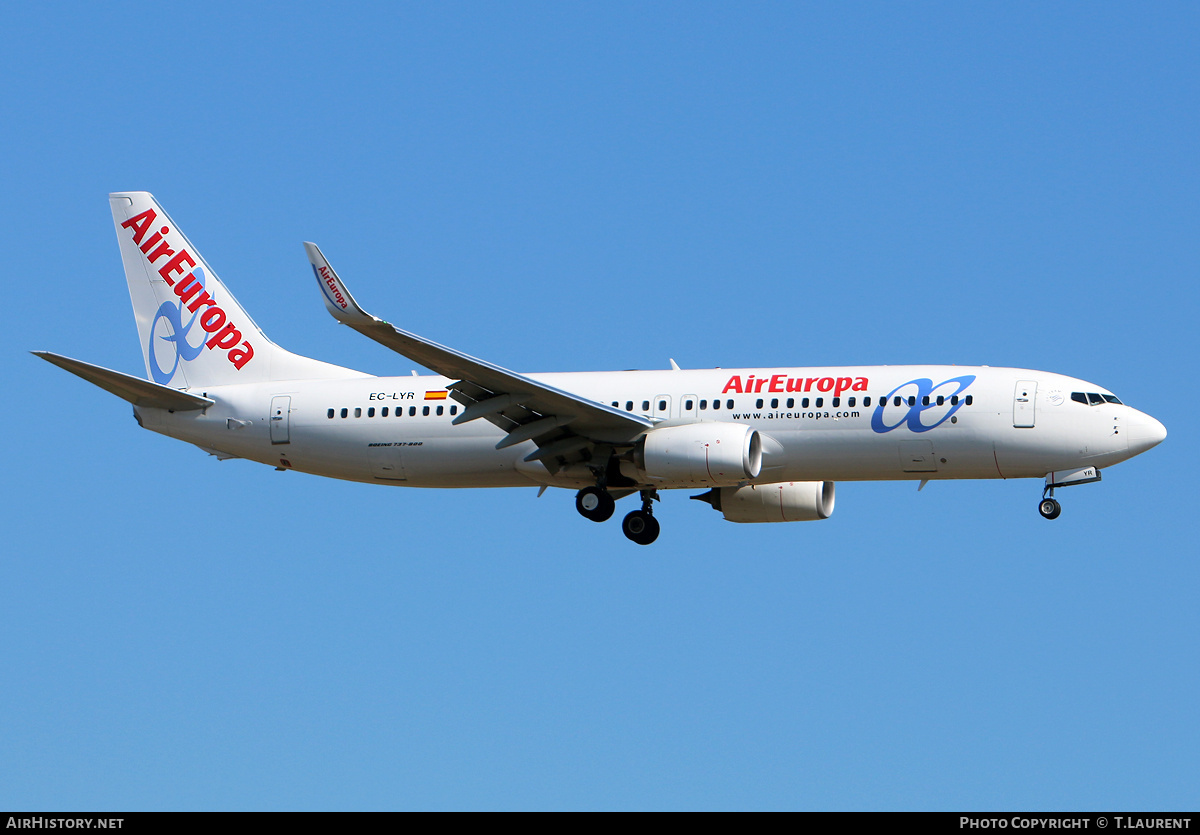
(304, 243, 652, 472)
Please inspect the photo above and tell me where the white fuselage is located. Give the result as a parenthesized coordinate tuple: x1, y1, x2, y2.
(135, 365, 1164, 491)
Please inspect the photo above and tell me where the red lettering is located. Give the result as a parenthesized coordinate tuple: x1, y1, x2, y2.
(206, 322, 242, 350)
(320, 266, 348, 308)
(139, 227, 169, 254)
(200, 306, 227, 332)
(120, 209, 156, 244)
(768, 374, 786, 393)
(834, 377, 853, 396)
(785, 378, 803, 392)
(186, 289, 216, 313)
(722, 376, 743, 394)
(146, 241, 175, 264)
(228, 341, 254, 370)
(852, 377, 868, 391)
(174, 273, 204, 304)
(805, 377, 818, 392)
(754, 378, 767, 393)
(158, 250, 196, 286)
(817, 377, 834, 392)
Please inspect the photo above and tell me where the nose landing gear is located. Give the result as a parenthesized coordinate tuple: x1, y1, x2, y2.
(1039, 485, 1062, 520)
(622, 489, 660, 545)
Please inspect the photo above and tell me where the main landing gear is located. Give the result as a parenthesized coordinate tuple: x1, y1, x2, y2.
(575, 485, 615, 522)
(573, 486, 661, 544)
(1039, 486, 1062, 520)
(622, 490, 660, 546)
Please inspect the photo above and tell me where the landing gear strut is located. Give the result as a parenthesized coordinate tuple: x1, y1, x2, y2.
(576, 485, 615, 522)
(1039, 485, 1062, 520)
(622, 489, 660, 545)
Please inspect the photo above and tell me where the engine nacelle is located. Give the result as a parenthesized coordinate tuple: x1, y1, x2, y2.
(694, 481, 835, 523)
(638, 422, 762, 487)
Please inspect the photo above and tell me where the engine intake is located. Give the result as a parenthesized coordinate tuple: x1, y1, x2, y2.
(637, 422, 762, 487)
(693, 481, 835, 523)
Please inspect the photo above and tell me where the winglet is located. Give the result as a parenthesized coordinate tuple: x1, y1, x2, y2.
(303, 242, 373, 324)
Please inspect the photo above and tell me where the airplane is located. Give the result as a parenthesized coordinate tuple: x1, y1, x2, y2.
(34, 192, 1167, 545)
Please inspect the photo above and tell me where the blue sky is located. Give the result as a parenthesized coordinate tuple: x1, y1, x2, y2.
(2, 2, 1197, 810)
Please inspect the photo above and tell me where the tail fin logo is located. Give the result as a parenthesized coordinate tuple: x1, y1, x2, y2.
(149, 267, 208, 384)
(120, 208, 256, 383)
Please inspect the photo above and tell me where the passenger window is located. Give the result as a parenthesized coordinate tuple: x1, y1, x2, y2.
(712, 399, 720, 410)
(382, 407, 389, 417)
(642, 401, 650, 412)
(726, 399, 733, 409)
(422, 406, 430, 416)
(908, 396, 916, 407)
(770, 398, 778, 409)
(756, 399, 764, 409)
(922, 396, 929, 406)
(786, 398, 794, 408)
(340, 408, 348, 418)
(965, 395, 973, 406)
(327, 408, 334, 419)
(894, 397, 902, 407)
(802, 398, 809, 408)
(409, 406, 417, 416)
(951, 396, 959, 406)
(626, 401, 633, 411)
(847, 397, 855, 407)
(863, 397, 871, 407)
(437, 405, 444, 415)
(368, 407, 375, 417)
(354, 407, 362, 418)
(611, 401, 618, 407)
(816, 398, 824, 408)
(700, 400, 708, 410)
(832, 397, 840, 407)
(1071, 392, 1088, 404)
(936, 396, 944, 406)
(450, 405, 458, 415)
(1088, 393, 1104, 406)
(658, 400, 667, 411)
(685, 399, 694, 410)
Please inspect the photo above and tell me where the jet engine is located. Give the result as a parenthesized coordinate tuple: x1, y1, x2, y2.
(635, 422, 762, 488)
(692, 481, 835, 523)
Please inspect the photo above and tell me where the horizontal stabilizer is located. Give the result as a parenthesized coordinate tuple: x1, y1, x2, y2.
(32, 352, 214, 411)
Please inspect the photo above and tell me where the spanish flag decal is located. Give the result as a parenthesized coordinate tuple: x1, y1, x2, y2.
(424, 391, 449, 401)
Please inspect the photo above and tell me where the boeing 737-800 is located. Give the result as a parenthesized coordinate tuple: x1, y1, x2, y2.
(34, 193, 1167, 544)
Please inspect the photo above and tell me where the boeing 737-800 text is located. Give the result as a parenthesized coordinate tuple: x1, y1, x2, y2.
(34, 193, 1167, 544)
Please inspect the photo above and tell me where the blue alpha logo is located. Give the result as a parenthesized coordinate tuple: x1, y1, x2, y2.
(148, 266, 210, 385)
(870, 375, 976, 434)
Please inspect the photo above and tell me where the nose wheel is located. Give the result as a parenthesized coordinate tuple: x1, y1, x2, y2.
(1039, 486, 1062, 520)
(622, 490, 661, 545)
(575, 486, 615, 522)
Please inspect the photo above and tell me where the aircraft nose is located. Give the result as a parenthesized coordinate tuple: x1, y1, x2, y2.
(1127, 410, 1167, 455)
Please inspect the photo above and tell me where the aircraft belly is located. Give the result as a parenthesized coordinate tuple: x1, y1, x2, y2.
(763, 426, 998, 482)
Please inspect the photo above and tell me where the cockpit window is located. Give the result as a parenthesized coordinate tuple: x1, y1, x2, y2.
(1087, 393, 1104, 406)
(1071, 392, 1088, 405)
(1102, 394, 1123, 405)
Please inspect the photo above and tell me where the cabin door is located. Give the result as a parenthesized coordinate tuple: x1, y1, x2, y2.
(1013, 381, 1037, 428)
(270, 396, 291, 444)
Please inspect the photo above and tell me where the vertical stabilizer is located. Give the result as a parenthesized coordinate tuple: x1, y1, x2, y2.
(110, 192, 365, 387)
